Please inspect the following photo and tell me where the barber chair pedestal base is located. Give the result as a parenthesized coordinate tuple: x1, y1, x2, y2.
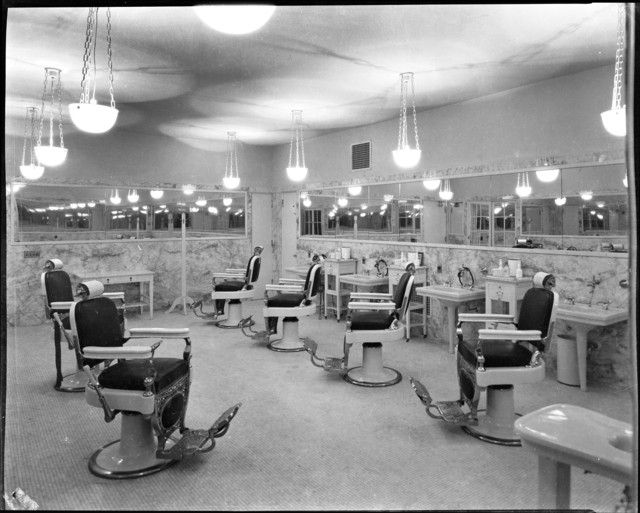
(268, 318, 306, 352)
(461, 385, 521, 446)
(89, 412, 178, 479)
(344, 342, 402, 387)
(217, 301, 254, 329)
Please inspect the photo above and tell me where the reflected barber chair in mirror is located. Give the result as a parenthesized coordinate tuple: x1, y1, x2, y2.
(54, 280, 241, 479)
(410, 271, 559, 445)
(303, 264, 415, 387)
(241, 263, 323, 352)
(191, 246, 263, 328)
(41, 258, 125, 392)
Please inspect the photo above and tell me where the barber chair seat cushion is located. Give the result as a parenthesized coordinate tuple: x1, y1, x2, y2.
(98, 358, 189, 392)
(267, 292, 306, 308)
(350, 311, 396, 331)
(214, 280, 245, 292)
(458, 338, 534, 368)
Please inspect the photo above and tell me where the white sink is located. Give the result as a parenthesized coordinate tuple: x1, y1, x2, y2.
(557, 303, 628, 327)
(342, 274, 387, 283)
(416, 285, 485, 307)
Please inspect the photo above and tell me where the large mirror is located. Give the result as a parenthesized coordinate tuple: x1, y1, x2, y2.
(300, 163, 629, 250)
(11, 184, 247, 243)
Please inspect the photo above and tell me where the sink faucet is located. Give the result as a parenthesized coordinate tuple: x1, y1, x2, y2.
(559, 290, 575, 305)
(443, 275, 452, 287)
(457, 265, 475, 289)
(597, 300, 611, 310)
(363, 269, 370, 276)
(587, 275, 601, 306)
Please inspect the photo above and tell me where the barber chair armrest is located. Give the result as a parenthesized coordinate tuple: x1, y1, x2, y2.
(347, 301, 396, 311)
(103, 292, 125, 300)
(279, 278, 305, 284)
(225, 268, 246, 273)
(349, 293, 393, 301)
(478, 328, 542, 342)
(458, 313, 515, 324)
(265, 284, 303, 292)
(213, 273, 245, 279)
(50, 301, 74, 311)
(82, 345, 155, 360)
(128, 327, 190, 339)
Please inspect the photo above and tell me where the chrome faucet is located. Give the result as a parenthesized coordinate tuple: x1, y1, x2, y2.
(587, 275, 601, 307)
(597, 300, 611, 310)
(559, 290, 575, 305)
(457, 265, 475, 289)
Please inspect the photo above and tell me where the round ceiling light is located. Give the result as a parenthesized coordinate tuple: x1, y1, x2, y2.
(194, 5, 275, 35)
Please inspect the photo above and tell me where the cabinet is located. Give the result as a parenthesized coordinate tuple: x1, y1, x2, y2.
(388, 265, 428, 339)
(484, 276, 532, 322)
(324, 259, 357, 321)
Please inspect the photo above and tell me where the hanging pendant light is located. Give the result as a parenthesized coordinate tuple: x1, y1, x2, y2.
(194, 5, 275, 34)
(535, 160, 560, 182)
(196, 196, 207, 207)
(337, 196, 348, 207)
(150, 186, 164, 199)
(110, 189, 121, 204)
(423, 179, 440, 190)
(623, 173, 628, 187)
(69, 7, 119, 133)
(182, 184, 196, 195)
(35, 68, 68, 167)
(383, 194, 394, 202)
(601, 3, 626, 136)
(208, 206, 218, 214)
(20, 107, 45, 180)
(223, 132, 241, 189)
(127, 189, 139, 203)
(287, 110, 308, 182)
(555, 197, 567, 206)
(439, 179, 453, 201)
(515, 172, 532, 197)
(303, 197, 312, 208)
(393, 72, 421, 168)
(580, 191, 593, 201)
(348, 186, 362, 196)
(223, 196, 233, 206)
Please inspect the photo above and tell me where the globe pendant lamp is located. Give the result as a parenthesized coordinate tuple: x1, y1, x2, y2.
(287, 110, 308, 182)
(423, 178, 440, 191)
(223, 132, 241, 189)
(69, 8, 118, 133)
(516, 172, 532, 197)
(601, 3, 626, 136)
(127, 189, 139, 203)
(20, 107, 45, 180)
(393, 72, 421, 168)
(35, 68, 68, 167)
(348, 186, 362, 196)
(438, 179, 453, 201)
(223, 196, 233, 206)
(194, 5, 275, 35)
(150, 187, 163, 199)
(535, 160, 559, 182)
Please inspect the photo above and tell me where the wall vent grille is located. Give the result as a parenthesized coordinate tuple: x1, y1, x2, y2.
(351, 141, 371, 171)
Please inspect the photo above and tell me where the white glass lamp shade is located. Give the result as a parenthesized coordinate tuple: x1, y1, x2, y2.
(127, 190, 139, 203)
(383, 194, 394, 202)
(623, 174, 628, 187)
(68, 102, 118, 133)
(87, 201, 96, 208)
(19, 164, 45, 180)
(361, 204, 368, 210)
(380, 204, 387, 211)
(150, 189, 164, 199)
(555, 197, 567, 206)
(535, 168, 560, 182)
(300, 191, 308, 199)
(423, 179, 441, 190)
(182, 184, 196, 195)
(286, 167, 307, 182)
(78, 202, 86, 208)
(597, 214, 604, 220)
(601, 107, 626, 136)
(196, 197, 207, 207)
(338, 197, 348, 207)
(194, 5, 275, 34)
(34, 145, 67, 167)
(303, 198, 312, 208)
(393, 148, 421, 169)
(439, 189, 453, 201)
(223, 176, 240, 189)
(70, 203, 78, 209)
(516, 186, 532, 198)
(223, 197, 233, 206)
(348, 186, 362, 196)
(580, 191, 593, 201)
(597, 202, 605, 208)
(110, 191, 121, 204)
(190, 207, 199, 213)
(132, 206, 139, 211)
(208, 206, 218, 214)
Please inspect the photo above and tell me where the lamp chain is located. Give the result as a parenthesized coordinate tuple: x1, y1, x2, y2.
(288, 112, 295, 167)
(299, 115, 305, 168)
(57, 72, 64, 148)
(30, 108, 38, 165)
(411, 74, 420, 150)
(107, 7, 115, 108)
(37, 70, 47, 147)
(80, 7, 95, 104)
(21, 109, 28, 166)
(612, 2, 625, 110)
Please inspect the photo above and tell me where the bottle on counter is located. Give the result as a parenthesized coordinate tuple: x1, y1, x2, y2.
(515, 261, 523, 278)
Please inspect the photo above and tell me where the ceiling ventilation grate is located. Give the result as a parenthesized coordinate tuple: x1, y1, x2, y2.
(351, 141, 371, 171)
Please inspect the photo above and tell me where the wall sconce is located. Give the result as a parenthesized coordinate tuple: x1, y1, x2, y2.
(287, 111, 308, 182)
(20, 107, 45, 180)
(69, 7, 118, 133)
(393, 72, 421, 168)
(601, 3, 626, 136)
(439, 179, 453, 201)
(127, 190, 139, 203)
(223, 132, 241, 189)
(515, 172, 532, 197)
(35, 68, 67, 167)
(194, 5, 275, 34)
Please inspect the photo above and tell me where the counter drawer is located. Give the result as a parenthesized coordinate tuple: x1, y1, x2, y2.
(486, 283, 515, 301)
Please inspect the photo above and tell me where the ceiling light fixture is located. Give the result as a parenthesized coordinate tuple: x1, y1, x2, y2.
(439, 179, 453, 201)
(35, 68, 68, 167)
(380, 204, 387, 211)
(194, 5, 275, 34)
(78, 202, 86, 208)
(196, 196, 207, 207)
(300, 191, 308, 199)
(127, 189, 139, 203)
(287, 110, 308, 182)
(423, 179, 441, 191)
(303, 197, 312, 208)
(150, 187, 163, 199)
(208, 206, 218, 214)
(535, 160, 560, 182)
(110, 189, 121, 204)
(19, 107, 45, 180)
(87, 201, 96, 208)
(393, 72, 421, 168)
(183, 184, 196, 195)
(516, 172, 532, 197)
(348, 186, 362, 196)
(581, 191, 593, 201)
(223, 132, 241, 189)
(338, 196, 348, 207)
(69, 7, 118, 133)
(597, 202, 605, 208)
(601, 3, 626, 136)
(383, 194, 394, 202)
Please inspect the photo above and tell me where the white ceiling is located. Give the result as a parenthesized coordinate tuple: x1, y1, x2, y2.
(5, 4, 619, 151)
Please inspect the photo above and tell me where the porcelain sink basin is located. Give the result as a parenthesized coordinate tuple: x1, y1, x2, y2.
(557, 303, 628, 327)
(344, 274, 385, 282)
(416, 285, 485, 306)
(609, 430, 633, 453)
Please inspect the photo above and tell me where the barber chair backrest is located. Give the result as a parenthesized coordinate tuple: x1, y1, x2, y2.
(394, 272, 415, 320)
(245, 254, 262, 286)
(303, 264, 323, 301)
(42, 270, 74, 314)
(71, 296, 124, 366)
(516, 287, 559, 351)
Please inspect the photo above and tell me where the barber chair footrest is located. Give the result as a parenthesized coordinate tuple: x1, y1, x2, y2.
(250, 331, 269, 341)
(432, 401, 477, 426)
(322, 357, 344, 372)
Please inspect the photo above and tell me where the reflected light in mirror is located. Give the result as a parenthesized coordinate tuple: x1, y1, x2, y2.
(34, 146, 67, 167)
(223, 197, 233, 206)
(439, 179, 453, 201)
(132, 206, 139, 211)
(87, 201, 95, 208)
(597, 202, 605, 208)
(70, 203, 77, 209)
(303, 197, 312, 207)
(150, 189, 163, 199)
(623, 174, 628, 187)
(110, 190, 121, 204)
(581, 191, 593, 200)
(78, 202, 86, 208)
(535, 168, 560, 182)
(127, 189, 139, 203)
(194, 5, 275, 34)
(338, 197, 348, 207)
(208, 206, 218, 214)
(183, 184, 196, 195)
(380, 204, 387, 211)
(555, 197, 567, 206)
(196, 197, 207, 206)
(348, 186, 362, 196)
(423, 179, 441, 190)
(383, 194, 394, 202)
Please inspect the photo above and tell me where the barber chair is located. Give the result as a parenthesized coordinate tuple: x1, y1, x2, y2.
(303, 264, 416, 387)
(191, 246, 263, 328)
(41, 259, 125, 392)
(241, 263, 322, 352)
(54, 280, 241, 479)
(409, 272, 559, 445)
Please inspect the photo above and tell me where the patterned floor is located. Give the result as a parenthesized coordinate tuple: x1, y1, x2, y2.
(3, 299, 633, 510)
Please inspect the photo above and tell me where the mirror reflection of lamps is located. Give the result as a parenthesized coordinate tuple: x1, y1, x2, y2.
(286, 111, 308, 182)
(338, 196, 348, 207)
(223, 196, 233, 206)
(208, 206, 218, 214)
(223, 132, 241, 189)
(423, 179, 440, 191)
(581, 191, 593, 201)
(393, 72, 421, 168)
(303, 197, 312, 208)
(194, 5, 275, 34)
(68, 7, 119, 133)
(87, 201, 96, 208)
(535, 160, 560, 182)
(127, 189, 139, 203)
(196, 196, 207, 207)
(383, 194, 394, 202)
(515, 172, 531, 197)
(601, 3, 626, 136)
(348, 186, 362, 196)
(439, 179, 453, 201)
(109, 189, 121, 204)
(20, 107, 45, 180)
(35, 68, 68, 167)
(183, 184, 196, 195)
(555, 197, 567, 206)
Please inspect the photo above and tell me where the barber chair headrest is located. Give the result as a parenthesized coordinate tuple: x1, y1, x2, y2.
(44, 259, 64, 271)
(533, 272, 555, 290)
(253, 246, 264, 256)
(76, 280, 105, 299)
(404, 262, 416, 274)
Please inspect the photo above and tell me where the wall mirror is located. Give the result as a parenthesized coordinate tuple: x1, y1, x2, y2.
(10, 184, 247, 243)
(299, 162, 628, 251)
